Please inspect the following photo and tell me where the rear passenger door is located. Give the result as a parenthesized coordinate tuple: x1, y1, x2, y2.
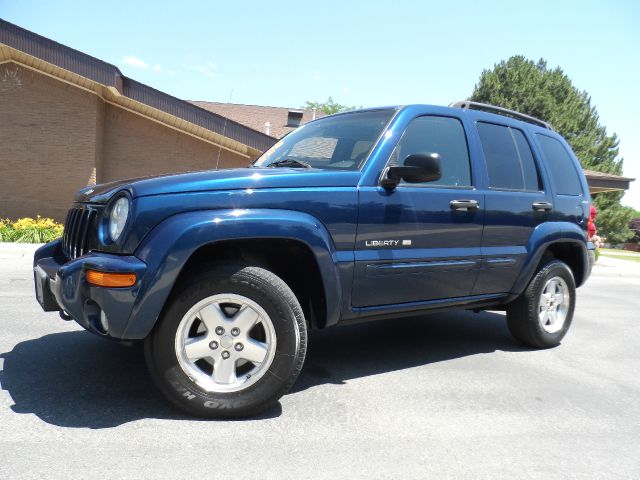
(473, 121, 552, 295)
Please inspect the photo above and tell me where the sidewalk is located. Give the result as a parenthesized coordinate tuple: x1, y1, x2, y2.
(593, 255, 640, 278)
(0, 242, 42, 259)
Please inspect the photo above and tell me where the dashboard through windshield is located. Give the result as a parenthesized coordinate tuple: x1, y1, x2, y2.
(253, 109, 396, 170)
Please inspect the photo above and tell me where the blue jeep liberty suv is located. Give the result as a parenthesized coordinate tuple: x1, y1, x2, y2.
(34, 101, 595, 418)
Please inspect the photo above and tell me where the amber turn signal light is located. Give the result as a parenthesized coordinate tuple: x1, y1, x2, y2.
(86, 270, 137, 288)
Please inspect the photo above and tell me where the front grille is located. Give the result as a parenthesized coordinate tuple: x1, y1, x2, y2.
(62, 207, 100, 259)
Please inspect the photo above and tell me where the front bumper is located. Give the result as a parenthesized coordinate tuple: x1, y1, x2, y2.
(33, 239, 147, 338)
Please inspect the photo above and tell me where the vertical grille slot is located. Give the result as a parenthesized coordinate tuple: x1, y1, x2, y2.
(78, 210, 96, 257)
(69, 209, 81, 258)
(62, 206, 100, 260)
(62, 209, 72, 256)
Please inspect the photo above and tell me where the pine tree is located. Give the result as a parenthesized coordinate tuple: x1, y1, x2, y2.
(471, 56, 633, 243)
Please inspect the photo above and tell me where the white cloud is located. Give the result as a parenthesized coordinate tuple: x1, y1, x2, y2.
(123, 55, 149, 69)
(189, 63, 216, 79)
(152, 64, 163, 72)
(312, 72, 321, 81)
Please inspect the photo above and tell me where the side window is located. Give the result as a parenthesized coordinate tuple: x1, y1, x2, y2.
(392, 116, 471, 187)
(535, 134, 583, 196)
(476, 122, 541, 191)
(511, 129, 541, 191)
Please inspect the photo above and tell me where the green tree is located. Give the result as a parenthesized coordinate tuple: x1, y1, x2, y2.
(593, 192, 635, 244)
(470, 55, 633, 242)
(304, 97, 356, 115)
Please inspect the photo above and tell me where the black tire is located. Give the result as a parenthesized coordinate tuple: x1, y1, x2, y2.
(144, 263, 307, 418)
(506, 259, 576, 349)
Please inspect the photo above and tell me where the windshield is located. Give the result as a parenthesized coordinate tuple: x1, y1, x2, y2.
(253, 109, 396, 170)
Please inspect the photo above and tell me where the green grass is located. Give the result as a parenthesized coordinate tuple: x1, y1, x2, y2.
(599, 252, 640, 263)
(600, 248, 640, 255)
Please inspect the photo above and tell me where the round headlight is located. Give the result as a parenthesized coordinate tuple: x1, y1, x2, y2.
(109, 197, 129, 242)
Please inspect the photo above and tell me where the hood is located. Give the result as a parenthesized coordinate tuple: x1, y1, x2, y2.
(75, 168, 361, 203)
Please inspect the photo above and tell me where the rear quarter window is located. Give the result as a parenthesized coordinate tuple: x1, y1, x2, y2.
(535, 134, 583, 196)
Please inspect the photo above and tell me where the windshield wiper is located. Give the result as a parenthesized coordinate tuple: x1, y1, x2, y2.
(267, 158, 312, 169)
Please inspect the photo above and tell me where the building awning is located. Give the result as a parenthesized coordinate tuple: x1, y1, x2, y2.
(584, 169, 635, 194)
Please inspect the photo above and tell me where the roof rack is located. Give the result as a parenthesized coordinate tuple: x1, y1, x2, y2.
(449, 101, 553, 130)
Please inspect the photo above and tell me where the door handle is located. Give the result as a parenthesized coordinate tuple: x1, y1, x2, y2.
(532, 201, 553, 212)
(450, 199, 479, 211)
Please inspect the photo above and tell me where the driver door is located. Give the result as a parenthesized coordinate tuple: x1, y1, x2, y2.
(353, 115, 484, 307)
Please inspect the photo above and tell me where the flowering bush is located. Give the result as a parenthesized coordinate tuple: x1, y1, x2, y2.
(591, 234, 604, 261)
(591, 234, 604, 249)
(0, 216, 63, 243)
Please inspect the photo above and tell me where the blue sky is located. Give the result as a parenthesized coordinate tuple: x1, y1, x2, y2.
(2, 0, 639, 207)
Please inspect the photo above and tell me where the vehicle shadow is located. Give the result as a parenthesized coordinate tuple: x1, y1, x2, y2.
(0, 310, 525, 429)
(294, 310, 525, 392)
(0, 332, 281, 429)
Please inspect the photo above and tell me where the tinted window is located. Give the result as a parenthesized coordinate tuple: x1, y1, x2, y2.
(392, 116, 471, 187)
(254, 109, 394, 170)
(511, 129, 541, 191)
(477, 122, 541, 191)
(536, 134, 583, 195)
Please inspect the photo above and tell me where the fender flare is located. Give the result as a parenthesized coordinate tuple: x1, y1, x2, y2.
(122, 208, 342, 339)
(511, 221, 590, 296)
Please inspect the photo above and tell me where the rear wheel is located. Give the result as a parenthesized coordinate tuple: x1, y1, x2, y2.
(506, 259, 576, 349)
(144, 263, 307, 418)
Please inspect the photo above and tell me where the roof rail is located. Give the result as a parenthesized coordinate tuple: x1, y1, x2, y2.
(449, 100, 553, 130)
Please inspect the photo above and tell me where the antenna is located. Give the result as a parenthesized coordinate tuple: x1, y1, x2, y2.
(215, 88, 233, 169)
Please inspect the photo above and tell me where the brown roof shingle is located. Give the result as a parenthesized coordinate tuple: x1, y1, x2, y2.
(190, 101, 324, 139)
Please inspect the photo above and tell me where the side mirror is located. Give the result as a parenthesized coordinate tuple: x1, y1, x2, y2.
(380, 152, 442, 189)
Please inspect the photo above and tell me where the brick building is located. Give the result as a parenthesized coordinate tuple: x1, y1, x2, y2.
(0, 19, 317, 221)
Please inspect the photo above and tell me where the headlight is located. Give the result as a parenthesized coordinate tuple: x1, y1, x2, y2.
(109, 197, 130, 242)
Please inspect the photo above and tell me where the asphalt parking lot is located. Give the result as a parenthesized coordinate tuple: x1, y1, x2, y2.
(1, 246, 639, 479)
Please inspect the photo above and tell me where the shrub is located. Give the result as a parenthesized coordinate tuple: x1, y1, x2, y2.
(0, 216, 63, 243)
(0, 219, 11, 242)
(629, 218, 640, 244)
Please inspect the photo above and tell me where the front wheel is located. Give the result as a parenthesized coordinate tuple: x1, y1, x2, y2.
(144, 264, 307, 418)
(506, 259, 576, 349)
